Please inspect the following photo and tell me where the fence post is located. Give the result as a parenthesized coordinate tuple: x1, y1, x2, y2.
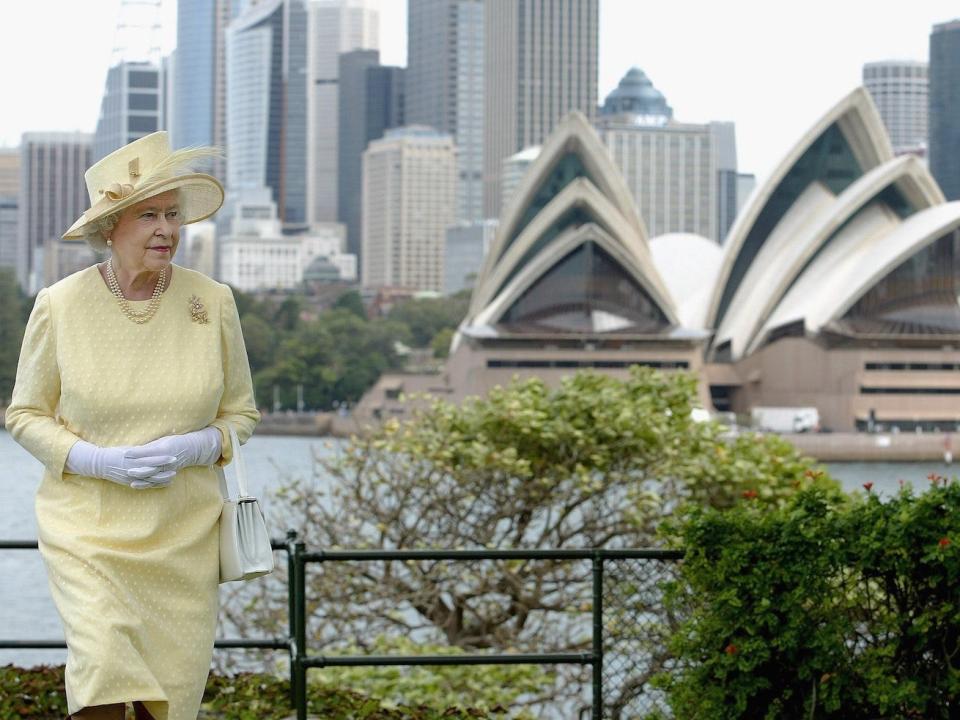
(294, 540, 308, 720)
(592, 552, 604, 719)
(285, 530, 298, 707)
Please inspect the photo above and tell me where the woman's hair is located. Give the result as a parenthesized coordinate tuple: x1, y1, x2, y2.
(95, 212, 120, 243)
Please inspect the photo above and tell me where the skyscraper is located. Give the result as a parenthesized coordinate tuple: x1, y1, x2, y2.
(0, 148, 19, 274)
(863, 60, 928, 156)
(92, 62, 164, 162)
(308, 0, 379, 224)
(337, 50, 405, 260)
(930, 20, 960, 199)
(17, 133, 93, 292)
(226, 0, 309, 224)
(173, 0, 235, 177)
(407, 0, 485, 222)
(483, 0, 598, 218)
(362, 127, 456, 292)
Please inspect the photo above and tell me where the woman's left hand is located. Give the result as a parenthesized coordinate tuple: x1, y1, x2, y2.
(126, 427, 223, 476)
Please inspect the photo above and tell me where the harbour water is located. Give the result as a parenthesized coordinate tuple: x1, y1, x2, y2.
(0, 429, 954, 668)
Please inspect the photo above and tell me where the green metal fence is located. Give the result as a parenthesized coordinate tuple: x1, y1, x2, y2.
(1, 535, 683, 719)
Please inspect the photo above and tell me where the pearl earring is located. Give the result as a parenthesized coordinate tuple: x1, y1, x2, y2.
(106, 239, 113, 247)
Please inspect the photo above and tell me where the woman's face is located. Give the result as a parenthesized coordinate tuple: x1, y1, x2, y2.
(109, 189, 182, 274)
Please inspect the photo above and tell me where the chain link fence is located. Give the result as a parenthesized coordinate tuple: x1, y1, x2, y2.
(600, 557, 683, 719)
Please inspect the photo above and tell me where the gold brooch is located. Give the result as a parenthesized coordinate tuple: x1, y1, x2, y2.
(188, 295, 209, 324)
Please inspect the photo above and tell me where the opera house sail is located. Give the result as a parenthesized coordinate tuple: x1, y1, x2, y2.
(358, 88, 960, 434)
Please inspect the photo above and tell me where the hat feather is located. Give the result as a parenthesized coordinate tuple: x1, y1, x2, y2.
(137, 146, 222, 187)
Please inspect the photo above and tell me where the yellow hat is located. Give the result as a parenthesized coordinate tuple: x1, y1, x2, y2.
(62, 131, 224, 250)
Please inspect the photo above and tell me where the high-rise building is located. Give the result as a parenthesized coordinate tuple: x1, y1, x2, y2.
(362, 127, 456, 292)
(407, 0, 485, 222)
(173, 0, 235, 177)
(17, 133, 93, 292)
(863, 60, 928, 156)
(930, 20, 960, 199)
(444, 219, 497, 294)
(337, 50, 405, 261)
(161, 52, 176, 133)
(220, 188, 355, 291)
(0, 148, 19, 196)
(308, 0, 379, 224)
(92, 62, 164, 162)
(483, 0, 599, 218)
(0, 148, 20, 273)
(226, 0, 309, 224)
(713, 122, 740, 242)
(592, 68, 738, 242)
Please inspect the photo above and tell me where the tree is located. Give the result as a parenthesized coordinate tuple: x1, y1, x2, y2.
(430, 327, 454, 359)
(232, 368, 836, 713)
(254, 310, 410, 410)
(332, 290, 367, 320)
(658, 481, 960, 719)
(0, 268, 26, 404)
(240, 313, 278, 373)
(387, 292, 469, 347)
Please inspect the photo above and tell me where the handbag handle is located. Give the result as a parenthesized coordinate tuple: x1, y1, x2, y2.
(227, 424, 252, 499)
(218, 424, 251, 500)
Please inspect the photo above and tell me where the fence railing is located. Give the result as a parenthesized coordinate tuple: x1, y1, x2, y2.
(1, 535, 683, 719)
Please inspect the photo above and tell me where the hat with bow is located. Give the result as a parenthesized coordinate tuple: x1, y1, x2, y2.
(62, 131, 224, 250)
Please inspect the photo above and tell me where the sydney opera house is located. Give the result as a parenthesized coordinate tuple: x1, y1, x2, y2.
(361, 88, 960, 433)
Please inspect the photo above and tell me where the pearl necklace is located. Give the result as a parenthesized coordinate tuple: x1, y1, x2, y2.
(105, 259, 167, 324)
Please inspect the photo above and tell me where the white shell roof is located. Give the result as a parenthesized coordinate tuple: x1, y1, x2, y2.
(756, 201, 960, 346)
(460, 88, 957, 357)
(650, 233, 722, 330)
(714, 154, 943, 359)
(707, 87, 894, 330)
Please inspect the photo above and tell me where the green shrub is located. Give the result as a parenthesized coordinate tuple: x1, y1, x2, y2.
(0, 665, 496, 719)
(658, 479, 960, 719)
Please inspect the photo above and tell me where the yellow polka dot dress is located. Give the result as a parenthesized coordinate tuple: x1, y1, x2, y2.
(5, 264, 260, 720)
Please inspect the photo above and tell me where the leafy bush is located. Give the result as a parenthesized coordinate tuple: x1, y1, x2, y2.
(0, 665, 495, 719)
(228, 368, 834, 714)
(657, 479, 960, 719)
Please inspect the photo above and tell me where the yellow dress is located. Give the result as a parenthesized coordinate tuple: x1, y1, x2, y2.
(5, 264, 260, 720)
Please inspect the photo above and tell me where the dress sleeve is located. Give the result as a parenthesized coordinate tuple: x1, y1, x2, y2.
(4, 289, 80, 479)
(209, 283, 260, 465)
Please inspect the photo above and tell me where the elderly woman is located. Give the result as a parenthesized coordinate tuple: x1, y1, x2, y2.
(5, 131, 260, 720)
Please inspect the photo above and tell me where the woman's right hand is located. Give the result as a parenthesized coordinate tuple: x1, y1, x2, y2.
(65, 440, 177, 489)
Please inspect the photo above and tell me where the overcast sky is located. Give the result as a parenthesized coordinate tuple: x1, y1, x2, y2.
(2, 0, 957, 181)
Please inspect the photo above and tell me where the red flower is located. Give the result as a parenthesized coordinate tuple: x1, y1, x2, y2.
(725, 643, 737, 655)
(940, 537, 951, 549)
(928, 473, 942, 485)
(742, 489, 758, 500)
(898, 479, 906, 488)
(862, 482, 874, 492)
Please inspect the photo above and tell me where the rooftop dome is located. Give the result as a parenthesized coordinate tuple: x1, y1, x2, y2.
(601, 67, 673, 120)
(303, 255, 341, 283)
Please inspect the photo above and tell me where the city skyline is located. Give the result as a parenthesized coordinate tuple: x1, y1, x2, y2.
(1, 0, 958, 182)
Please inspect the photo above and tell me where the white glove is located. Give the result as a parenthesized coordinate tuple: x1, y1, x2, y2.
(65, 440, 177, 490)
(125, 427, 223, 477)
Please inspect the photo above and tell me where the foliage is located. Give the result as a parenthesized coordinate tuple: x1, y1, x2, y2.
(227, 286, 467, 410)
(387, 293, 469, 348)
(0, 268, 27, 405)
(312, 636, 547, 717)
(252, 309, 410, 410)
(332, 290, 367, 319)
(657, 480, 960, 719)
(0, 665, 496, 720)
(0, 664, 67, 719)
(430, 327, 454, 359)
(230, 368, 833, 713)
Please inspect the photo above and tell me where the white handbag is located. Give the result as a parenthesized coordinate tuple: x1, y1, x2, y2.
(217, 425, 274, 583)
